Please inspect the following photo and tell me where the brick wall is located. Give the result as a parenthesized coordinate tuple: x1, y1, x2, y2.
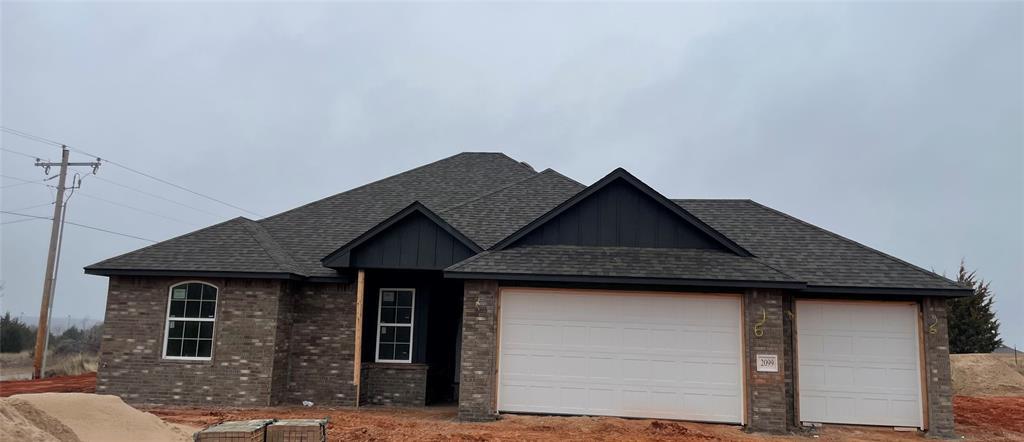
(457, 280, 499, 421)
(744, 289, 788, 434)
(98, 276, 287, 406)
(283, 282, 358, 406)
(922, 297, 955, 438)
(359, 363, 428, 406)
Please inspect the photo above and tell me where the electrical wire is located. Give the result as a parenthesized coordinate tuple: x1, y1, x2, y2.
(1, 146, 44, 160)
(0, 210, 157, 242)
(88, 175, 225, 218)
(75, 191, 199, 226)
(0, 127, 64, 147)
(1, 126, 263, 218)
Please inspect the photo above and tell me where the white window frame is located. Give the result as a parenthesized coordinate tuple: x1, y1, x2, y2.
(375, 288, 415, 363)
(162, 281, 218, 361)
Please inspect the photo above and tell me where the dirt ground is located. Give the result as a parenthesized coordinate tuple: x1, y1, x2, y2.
(0, 373, 96, 397)
(3, 372, 1023, 441)
(142, 399, 1024, 442)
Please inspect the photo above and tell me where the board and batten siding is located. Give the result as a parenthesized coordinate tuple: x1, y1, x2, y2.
(513, 178, 727, 250)
(350, 211, 476, 270)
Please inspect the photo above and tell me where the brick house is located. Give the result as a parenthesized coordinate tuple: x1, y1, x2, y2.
(85, 153, 967, 437)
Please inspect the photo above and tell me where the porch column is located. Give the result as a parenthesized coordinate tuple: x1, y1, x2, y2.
(457, 280, 499, 421)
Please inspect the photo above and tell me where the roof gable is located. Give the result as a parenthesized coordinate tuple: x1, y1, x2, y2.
(493, 169, 751, 256)
(321, 202, 482, 270)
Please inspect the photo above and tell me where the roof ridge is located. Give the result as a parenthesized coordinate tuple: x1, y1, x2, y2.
(672, 198, 754, 202)
(744, 199, 961, 287)
(439, 168, 576, 214)
(85, 217, 249, 269)
(260, 152, 524, 224)
(239, 218, 304, 275)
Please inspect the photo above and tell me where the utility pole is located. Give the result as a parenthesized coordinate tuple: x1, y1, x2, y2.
(31, 145, 101, 379)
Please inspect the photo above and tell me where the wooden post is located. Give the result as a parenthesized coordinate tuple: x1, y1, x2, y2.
(353, 270, 365, 406)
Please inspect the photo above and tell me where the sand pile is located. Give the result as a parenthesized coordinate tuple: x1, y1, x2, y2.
(1, 393, 194, 442)
(951, 353, 1024, 396)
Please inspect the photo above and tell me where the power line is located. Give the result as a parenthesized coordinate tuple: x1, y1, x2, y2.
(0, 127, 64, 147)
(6, 201, 54, 212)
(0, 210, 156, 242)
(1, 146, 45, 160)
(1, 217, 44, 226)
(76, 191, 199, 226)
(1, 126, 263, 218)
(89, 175, 226, 218)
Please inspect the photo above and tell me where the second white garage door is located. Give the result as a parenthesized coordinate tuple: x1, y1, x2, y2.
(497, 288, 743, 423)
(797, 300, 924, 428)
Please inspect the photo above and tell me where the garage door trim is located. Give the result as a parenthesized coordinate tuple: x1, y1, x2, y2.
(496, 287, 745, 424)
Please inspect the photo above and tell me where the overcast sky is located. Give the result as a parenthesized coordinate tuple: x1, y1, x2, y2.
(1, 2, 1021, 346)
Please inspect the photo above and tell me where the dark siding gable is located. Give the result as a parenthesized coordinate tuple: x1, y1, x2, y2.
(322, 202, 481, 270)
(513, 177, 730, 251)
(348, 211, 476, 269)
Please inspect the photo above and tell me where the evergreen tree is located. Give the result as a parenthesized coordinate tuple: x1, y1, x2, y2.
(947, 261, 1002, 353)
(0, 312, 36, 353)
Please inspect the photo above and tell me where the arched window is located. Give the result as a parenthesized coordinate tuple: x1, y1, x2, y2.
(163, 282, 217, 359)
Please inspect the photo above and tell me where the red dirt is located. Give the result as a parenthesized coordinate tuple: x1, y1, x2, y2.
(0, 373, 96, 397)
(954, 395, 1024, 440)
(3, 375, 1022, 440)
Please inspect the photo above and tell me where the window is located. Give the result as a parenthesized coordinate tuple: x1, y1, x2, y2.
(376, 288, 414, 362)
(163, 282, 217, 360)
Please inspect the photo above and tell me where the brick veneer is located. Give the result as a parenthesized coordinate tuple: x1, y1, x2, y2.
(922, 297, 955, 439)
(744, 288, 788, 434)
(281, 282, 358, 406)
(98, 276, 288, 405)
(457, 280, 499, 421)
(98, 277, 358, 406)
(359, 363, 428, 406)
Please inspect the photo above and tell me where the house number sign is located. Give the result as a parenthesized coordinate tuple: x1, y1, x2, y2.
(756, 354, 778, 372)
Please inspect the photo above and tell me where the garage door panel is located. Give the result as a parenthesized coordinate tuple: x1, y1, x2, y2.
(797, 301, 923, 428)
(498, 289, 742, 423)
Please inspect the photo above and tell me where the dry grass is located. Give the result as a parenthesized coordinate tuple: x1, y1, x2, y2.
(0, 352, 98, 380)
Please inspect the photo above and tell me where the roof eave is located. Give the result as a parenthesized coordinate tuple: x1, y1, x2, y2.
(801, 284, 973, 298)
(83, 268, 323, 282)
(443, 270, 806, 290)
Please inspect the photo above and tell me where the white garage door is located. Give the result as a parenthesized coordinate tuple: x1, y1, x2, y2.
(498, 288, 743, 423)
(797, 301, 924, 428)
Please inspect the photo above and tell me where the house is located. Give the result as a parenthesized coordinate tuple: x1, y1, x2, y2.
(85, 152, 968, 437)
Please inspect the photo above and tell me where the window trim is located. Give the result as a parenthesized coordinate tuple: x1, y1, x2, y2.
(374, 288, 415, 363)
(161, 280, 219, 361)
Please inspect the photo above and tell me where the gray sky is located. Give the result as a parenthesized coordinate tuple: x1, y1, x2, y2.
(2, 2, 1021, 346)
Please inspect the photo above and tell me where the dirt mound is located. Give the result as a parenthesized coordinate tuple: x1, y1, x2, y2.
(0, 397, 81, 442)
(12, 393, 194, 442)
(951, 354, 1024, 396)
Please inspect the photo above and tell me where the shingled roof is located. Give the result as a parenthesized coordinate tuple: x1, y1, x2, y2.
(86, 152, 967, 295)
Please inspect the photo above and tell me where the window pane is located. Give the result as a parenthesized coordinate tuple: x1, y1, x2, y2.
(396, 291, 413, 307)
(380, 290, 395, 306)
(379, 307, 396, 323)
(171, 286, 188, 300)
(182, 339, 198, 357)
(184, 301, 201, 318)
(186, 284, 203, 300)
(395, 326, 411, 344)
(197, 340, 212, 358)
(378, 343, 395, 360)
(184, 321, 200, 339)
(168, 321, 185, 338)
(169, 300, 185, 318)
(199, 322, 214, 339)
(394, 344, 410, 360)
(200, 301, 216, 319)
(396, 307, 412, 324)
(201, 285, 217, 301)
(166, 339, 182, 357)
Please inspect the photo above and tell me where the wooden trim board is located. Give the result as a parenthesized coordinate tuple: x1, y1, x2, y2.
(353, 270, 365, 406)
